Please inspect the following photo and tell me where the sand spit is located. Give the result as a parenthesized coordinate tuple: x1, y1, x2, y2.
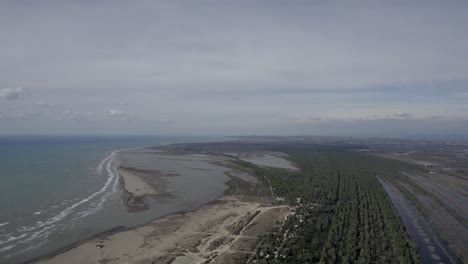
(117, 166, 176, 211)
(116, 147, 226, 210)
(37, 196, 292, 264)
(118, 167, 158, 196)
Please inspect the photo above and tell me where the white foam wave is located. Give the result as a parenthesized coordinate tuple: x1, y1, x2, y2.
(73, 147, 148, 219)
(11, 222, 55, 246)
(76, 153, 121, 218)
(0, 245, 14, 253)
(96, 152, 113, 173)
(1, 147, 140, 254)
(1, 226, 53, 260)
(0, 233, 27, 245)
(40, 152, 117, 224)
(5, 152, 118, 247)
(0, 221, 9, 227)
(17, 226, 36, 232)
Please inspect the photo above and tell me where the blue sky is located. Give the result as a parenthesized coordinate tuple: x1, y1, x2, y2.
(0, 1, 467, 136)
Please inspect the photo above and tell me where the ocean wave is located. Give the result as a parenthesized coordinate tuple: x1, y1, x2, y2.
(76, 153, 121, 218)
(0, 146, 153, 263)
(0, 233, 27, 245)
(4, 152, 118, 249)
(72, 147, 145, 219)
(96, 151, 113, 174)
(17, 225, 36, 232)
(3, 236, 49, 260)
(1, 147, 142, 259)
(37, 152, 117, 225)
(1, 228, 51, 259)
(0, 244, 14, 253)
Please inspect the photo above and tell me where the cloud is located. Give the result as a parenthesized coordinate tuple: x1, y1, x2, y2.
(107, 109, 132, 120)
(1, 2, 468, 93)
(34, 101, 53, 108)
(108, 109, 124, 116)
(0, 2, 467, 136)
(394, 113, 412, 118)
(285, 116, 322, 124)
(429, 115, 446, 120)
(61, 110, 76, 120)
(0, 87, 27, 100)
(0, 111, 40, 120)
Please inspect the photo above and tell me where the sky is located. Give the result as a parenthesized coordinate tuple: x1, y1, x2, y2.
(1, 1, 467, 136)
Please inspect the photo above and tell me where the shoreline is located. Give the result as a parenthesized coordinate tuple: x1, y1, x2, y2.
(24, 197, 229, 264)
(26, 144, 274, 263)
(27, 143, 296, 264)
(21, 145, 180, 263)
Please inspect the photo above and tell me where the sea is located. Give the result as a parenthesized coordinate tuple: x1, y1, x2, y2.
(0, 135, 224, 264)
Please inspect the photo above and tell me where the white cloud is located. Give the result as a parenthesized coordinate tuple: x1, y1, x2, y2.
(0, 2, 467, 135)
(0, 87, 27, 100)
(394, 113, 413, 118)
(34, 101, 53, 108)
(107, 109, 131, 120)
(0, 110, 40, 120)
(108, 109, 124, 116)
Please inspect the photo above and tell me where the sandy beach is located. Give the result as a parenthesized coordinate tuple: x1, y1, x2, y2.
(117, 167, 159, 197)
(36, 196, 292, 264)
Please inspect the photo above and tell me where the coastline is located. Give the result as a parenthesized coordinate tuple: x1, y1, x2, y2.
(24, 199, 226, 264)
(29, 144, 291, 264)
(34, 196, 291, 264)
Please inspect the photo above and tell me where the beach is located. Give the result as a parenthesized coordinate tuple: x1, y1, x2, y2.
(32, 144, 296, 263)
(37, 196, 291, 264)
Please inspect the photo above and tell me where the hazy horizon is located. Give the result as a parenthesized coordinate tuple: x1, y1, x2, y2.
(1, 1, 467, 136)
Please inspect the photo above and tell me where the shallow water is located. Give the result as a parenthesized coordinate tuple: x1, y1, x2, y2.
(120, 150, 231, 212)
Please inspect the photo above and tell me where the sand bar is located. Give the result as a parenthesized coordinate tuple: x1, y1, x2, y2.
(117, 167, 158, 196)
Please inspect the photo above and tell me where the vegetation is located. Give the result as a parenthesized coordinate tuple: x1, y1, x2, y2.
(247, 148, 420, 263)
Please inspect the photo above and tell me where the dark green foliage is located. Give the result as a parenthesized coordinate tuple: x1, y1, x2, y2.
(253, 150, 420, 263)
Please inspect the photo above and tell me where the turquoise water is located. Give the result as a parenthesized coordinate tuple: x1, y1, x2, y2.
(0, 136, 221, 264)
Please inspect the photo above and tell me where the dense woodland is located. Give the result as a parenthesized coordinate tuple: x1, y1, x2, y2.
(242, 148, 420, 263)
